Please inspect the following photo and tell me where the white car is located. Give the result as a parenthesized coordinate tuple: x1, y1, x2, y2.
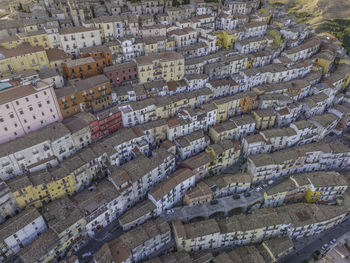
(321, 243, 329, 250)
(330, 238, 337, 245)
(268, 180, 274, 185)
(82, 252, 92, 258)
(166, 209, 174, 215)
(256, 186, 262, 192)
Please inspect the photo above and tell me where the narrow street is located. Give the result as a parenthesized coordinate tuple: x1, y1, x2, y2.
(281, 215, 350, 263)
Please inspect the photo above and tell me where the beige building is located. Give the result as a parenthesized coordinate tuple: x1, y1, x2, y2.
(134, 52, 185, 83)
(252, 109, 276, 130)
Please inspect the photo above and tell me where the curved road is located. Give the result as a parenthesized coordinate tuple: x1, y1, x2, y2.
(281, 215, 350, 263)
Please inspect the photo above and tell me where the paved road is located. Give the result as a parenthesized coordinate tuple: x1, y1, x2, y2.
(281, 215, 350, 263)
(75, 221, 124, 262)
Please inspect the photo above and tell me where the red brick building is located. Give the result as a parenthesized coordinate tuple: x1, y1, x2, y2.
(103, 61, 137, 86)
(90, 105, 122, 141)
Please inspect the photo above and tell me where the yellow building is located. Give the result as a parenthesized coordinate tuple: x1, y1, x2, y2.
(43, 197, 87, 258)
(0, 43, 50, 76)
(17, 30, 51, 49)
(263, 189, 288, 208)
(212, 92, 257, 124)
(45, 170, 76, 200)
(0, 36, 23, 49)
(106, 41, 122, 57)
(213, 96, 233, 123)
(139, 118, 168, 142)
(205, 140, 240, 174)
(134, 51, 185, 84)
(166, 38, 176, 51)
(155, 94, 188, 119)
(209, 120, 238, 143)
(252, 109, 276, 130)
(303, 171, 348, 203)
(7, 168, 77, 209)
(46, 48, 73, 73)
(212, 30, 239, 49)
(7, 176, 36, 209)
(23, 23, 39, 33)
(304, 188, 322, 203)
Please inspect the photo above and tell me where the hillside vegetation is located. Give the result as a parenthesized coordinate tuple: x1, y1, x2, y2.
(269, 0, 350, 53)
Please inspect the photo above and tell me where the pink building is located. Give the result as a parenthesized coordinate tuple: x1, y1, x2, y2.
(0, 80, 63, 144)
(139, 25, 166, 38)
(130, 24, 166, 38)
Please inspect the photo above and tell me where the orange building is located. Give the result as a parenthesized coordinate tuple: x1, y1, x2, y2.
(238, 91, 259, 113)
(63, 45, 112, 79)
(183, 182, 213, 206)
(55, 74, 112, 118)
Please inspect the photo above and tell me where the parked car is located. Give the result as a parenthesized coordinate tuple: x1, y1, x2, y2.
(314, 250, 320, 256)
(210, 200, 218, 205)
(166, 209, 174, 215)
(330, 238, 337, 245)
(244, 192, 251, 197)
(268, 180, 274, 185)
(321, 243, 329, 250)
(262, 184, 268, 189)
(232, 195, 241, 200)
(82, 252, 92, 258)
(256, 186, 262, 192)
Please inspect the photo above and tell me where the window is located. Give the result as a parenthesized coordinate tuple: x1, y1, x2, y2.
(26, 98, 29, 102)
(5, 104, 9, 109)
(9, 114, 14, 118)
(35, 94, 38, 99)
